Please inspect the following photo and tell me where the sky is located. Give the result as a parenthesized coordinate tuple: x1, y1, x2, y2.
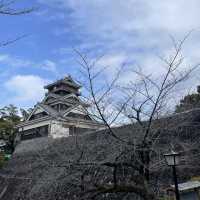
(1, 0, 200, 109)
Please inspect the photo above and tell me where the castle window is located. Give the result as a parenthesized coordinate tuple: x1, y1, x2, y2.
(51, 104, 69, 112)
(67, 112, 92, 120)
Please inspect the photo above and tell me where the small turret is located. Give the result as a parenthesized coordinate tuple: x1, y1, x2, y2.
(44, 76, 81, 96)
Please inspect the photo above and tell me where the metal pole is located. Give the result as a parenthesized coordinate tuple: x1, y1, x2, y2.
(172, 165, 180, 200)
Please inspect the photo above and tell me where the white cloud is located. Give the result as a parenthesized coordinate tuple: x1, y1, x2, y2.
(38, 0, 200, 103)
(5, 75, 50, 107)
(0, 54, 59, 74)
(0, 54, 33, 68)
(43, 0, 200, 36)
(0, 54, 10, 62)
(40, 0, 200, 61)
(41, 60, 57, 73)
(98, 54, 127, 68)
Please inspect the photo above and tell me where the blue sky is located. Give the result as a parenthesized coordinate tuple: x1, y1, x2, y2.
(1, 0, 200, 109)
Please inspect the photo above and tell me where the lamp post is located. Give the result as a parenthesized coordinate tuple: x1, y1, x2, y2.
(164, 150, 181, 200)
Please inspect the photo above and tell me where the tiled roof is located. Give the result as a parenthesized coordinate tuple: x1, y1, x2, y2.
(44, 76, 81, 89)
(42, 93, 89, 107)
(39, 103, 61, 118)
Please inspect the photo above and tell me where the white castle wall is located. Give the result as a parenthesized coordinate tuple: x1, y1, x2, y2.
(50, 120, 69, 138)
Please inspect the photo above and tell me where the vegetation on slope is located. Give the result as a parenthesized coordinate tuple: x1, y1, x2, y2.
(175, 87, 200, 113)
(0, 108, 200, 200)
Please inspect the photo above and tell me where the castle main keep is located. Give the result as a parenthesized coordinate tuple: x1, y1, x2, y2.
(16, 76, 104, 140)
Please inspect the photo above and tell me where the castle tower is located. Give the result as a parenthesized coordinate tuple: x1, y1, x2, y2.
(44, 75, 81, 96)
(16, 76, 104, 140)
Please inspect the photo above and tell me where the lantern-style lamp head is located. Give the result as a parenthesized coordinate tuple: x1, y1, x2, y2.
(164, 150, 180, 166)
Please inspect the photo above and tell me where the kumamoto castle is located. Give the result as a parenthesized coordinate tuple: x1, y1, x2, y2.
(16, 76, 105, 140)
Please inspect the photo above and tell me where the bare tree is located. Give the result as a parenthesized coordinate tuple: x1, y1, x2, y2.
(0, 0, 34, 47)
(0, 0, 34, 15)
(73, 34, 199, 200)
(0, 33, 199, 200)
